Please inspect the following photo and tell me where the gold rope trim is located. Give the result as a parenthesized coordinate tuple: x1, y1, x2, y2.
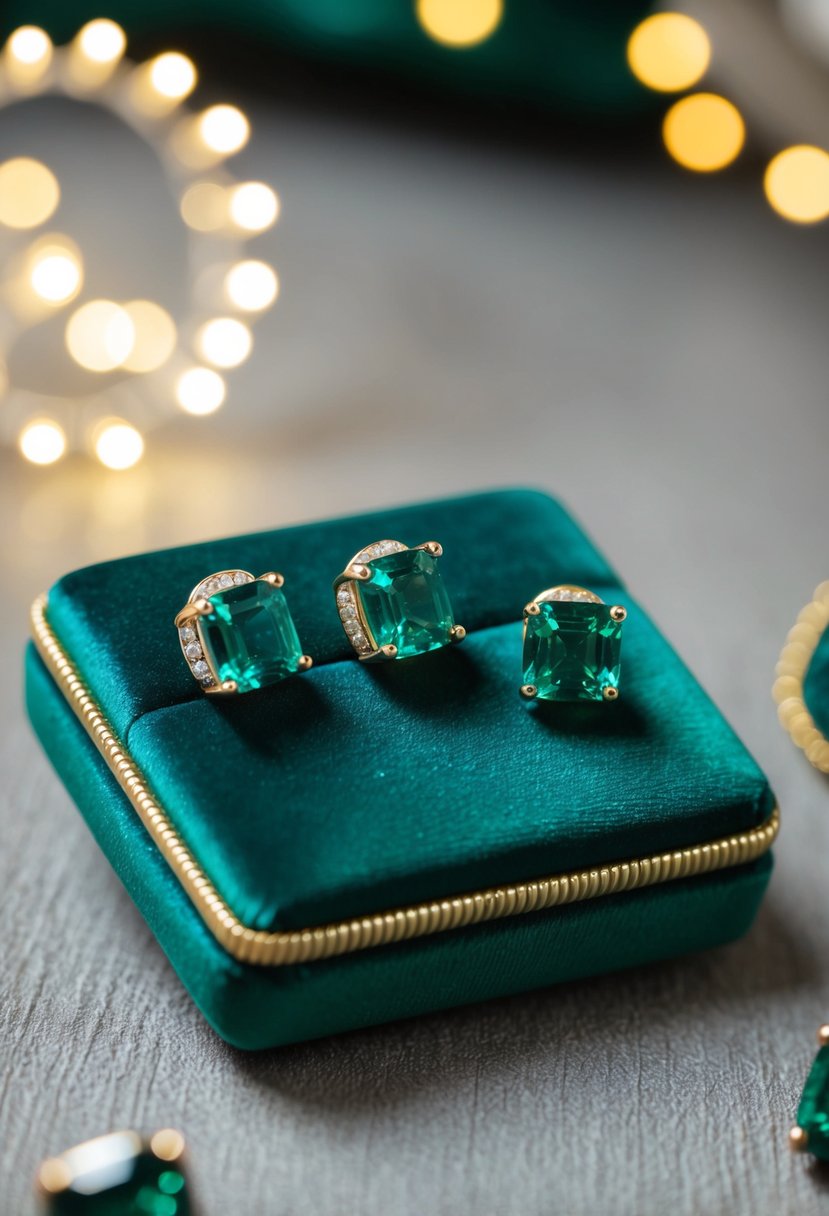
(773, 581, 829, 774)
(31, 592, 779, 967)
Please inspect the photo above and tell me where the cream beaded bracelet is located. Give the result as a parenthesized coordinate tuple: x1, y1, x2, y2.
(773, 581, 829, 774)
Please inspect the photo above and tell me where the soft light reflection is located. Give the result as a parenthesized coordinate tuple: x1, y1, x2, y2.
(416, 0, 503, 48)
(121, 300, 177, 371)
(228, 182, 279, 231)
(176, 366, 226, 414)
(0, 158, 59, 229)
(77, 19, 126, 65)
(8, 25, 52, 66)
(764, 145, 829, 223)
(627, 12, 710, 92)
(196, 317, 252, 368)
(20, 418, 66, 465)
(66, 300, 135, 372)
(94, 420, 144, 469)
(225, 260, 278, 311)
(29, 242, 83, 304)
(180, 181, 227, 231)
(198, 105, 249, 155)
(150, 51, 197, 100)
(663, 93, 745, 172)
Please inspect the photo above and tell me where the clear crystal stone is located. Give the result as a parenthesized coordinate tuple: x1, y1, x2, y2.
(184, 641, 202, 661)
(192, 659, 210, 678)
(351, 632, 367, 648)
(201, 677, 214, 687)
(340, 605, 357, 621)
(233, 571, 248, 584)
(180, 626, 196, 644)
(200, 580, 217, 597)
(337, 587, 352, 604)
(344, 619, 362, 635)
(219, 574, 234, 588)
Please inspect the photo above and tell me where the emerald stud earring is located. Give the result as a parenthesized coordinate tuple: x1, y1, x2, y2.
(174, 569, 312, 694)
(334, 539, 466, 661)
(36, 1128, 190, 1213)
(790, 1024, 829, 1160)
(520, 585, 626, 702)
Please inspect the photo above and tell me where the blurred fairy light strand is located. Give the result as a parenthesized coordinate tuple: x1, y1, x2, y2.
(627, 9, 829, 222)
(0, 20, 281, 470)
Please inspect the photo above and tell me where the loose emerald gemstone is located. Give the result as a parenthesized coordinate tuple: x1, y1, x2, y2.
(44, 1133, 189, 1214)
(796, 1045, 829, 1160)
(522, 600, 623, 701)
(199, 579, 303, 692)
(356, 547, 455, 658)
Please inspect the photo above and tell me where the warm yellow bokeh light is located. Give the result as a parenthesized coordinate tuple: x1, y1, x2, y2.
(19, 418, 66, 465)
(416, 0, 503, 48)
(663, 93, 745, 172)
(180, 181, 227, 231)
(627, 13, 710, 93)
(196, 317, 252, 368)
(198, 105, 249, 155)
(150, 51, 197, 99)
(66, 300, 135, 372)
(176, 367, 226, 415)
(8, 25, 52, 65)
(94, 420, 144, 469)
(78, 19, 126, 64)
(121, 300, 177, 372)
(0, 158, 60, 229)
(30, 246, 82, 304)
(228, 182, 279, 232)
(225, 260, 279, 312)
(764, 145, 829, 224)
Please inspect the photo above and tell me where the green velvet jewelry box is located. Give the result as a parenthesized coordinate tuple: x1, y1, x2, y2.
(25, 489, 777, 1050)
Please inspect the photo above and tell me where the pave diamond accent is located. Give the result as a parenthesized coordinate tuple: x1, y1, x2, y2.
(192, 659, 210, 679)
(184, 641, 202, 661)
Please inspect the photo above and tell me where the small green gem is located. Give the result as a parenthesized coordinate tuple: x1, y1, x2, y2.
(199, 579, 303, 692)
(796, 1045, 829, 1160)
(356, 547, 455, 658)
(45, 1138, 190, 1215)
(522, 600, 623, 702)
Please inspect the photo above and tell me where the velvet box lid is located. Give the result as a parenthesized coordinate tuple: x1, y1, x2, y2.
(26, 489, 777, 1049)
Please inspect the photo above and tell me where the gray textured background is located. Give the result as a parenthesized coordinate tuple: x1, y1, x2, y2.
(2, 81, 829, 1215)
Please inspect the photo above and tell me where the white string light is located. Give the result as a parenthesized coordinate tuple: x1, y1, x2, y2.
(0, 23, 282, 469)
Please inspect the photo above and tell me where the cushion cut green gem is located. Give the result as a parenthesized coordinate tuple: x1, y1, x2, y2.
(355, 547, 455, 658)
(522, 600, 623, 702)
(198, 579, 303, 692)
(796, 1045, 829, 1160)
(44, 1134, 189, 1214)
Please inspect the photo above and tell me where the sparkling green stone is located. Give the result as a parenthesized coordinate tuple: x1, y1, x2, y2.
(356, 547, 455, 658)
(796, 1045, 829, 1160)
(522, 600, 622, 701)
(199, 579, 303, 692)
(45, 1136, 189, 1215)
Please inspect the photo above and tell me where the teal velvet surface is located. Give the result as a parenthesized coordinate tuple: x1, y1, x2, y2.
(805, 625, 829, 740)
(27, 643, 773, 1051)
(40, 490, 774, 933)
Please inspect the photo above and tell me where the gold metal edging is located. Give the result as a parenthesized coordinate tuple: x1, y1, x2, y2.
(773, 581, 829, 774)
(31, 592, 779, 968)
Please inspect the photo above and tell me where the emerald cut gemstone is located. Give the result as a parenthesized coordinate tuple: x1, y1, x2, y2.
(199, 579, 303, 692)
(41, 1132, 189, 1214)
(796, 1045, 829, 1160)
(522, 598, 623, 701)
(356, 547, 455, 658)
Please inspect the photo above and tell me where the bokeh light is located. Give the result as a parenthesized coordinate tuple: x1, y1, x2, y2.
(121, 300, 177, 372)
(627, 13, 710, 93)
(29, 243, 83, 304)
(66, 300, 135, 372)
(225, 260, 278, 311)
(663, 93, 745, 172)
(228, 182, 279, 231)
(196, 317, 252, 368)
(150, 51, 197, 100)
(764, 145, 829, 223)
(19, 418, 66, 465)
(176, 367, 226, 415)
(0, 158, 60, 229)
(198, 105, 249, 155)
(416, 0, 503, 48)
(94, 420, 144, 469)
(8, 25, 52, 67)
(180, 181, 227, 231)
(77, 19, 126, 64)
